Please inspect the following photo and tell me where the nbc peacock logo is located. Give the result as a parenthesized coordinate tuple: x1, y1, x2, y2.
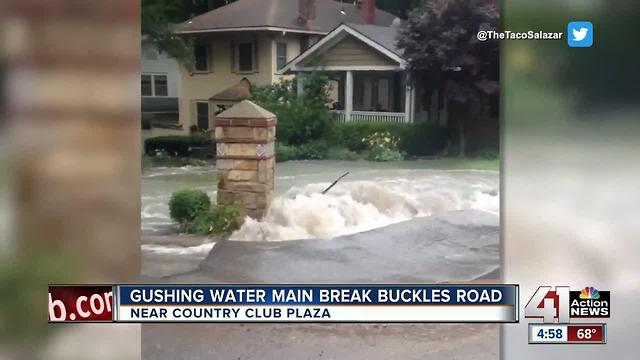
(570, 286, 610, 318)
(579, 287, 600, 300)
(525, 285, 610, 323)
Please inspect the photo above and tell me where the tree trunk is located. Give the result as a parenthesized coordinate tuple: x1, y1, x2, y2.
(457, 118, 466, 157)
(449, 99, 468, 157)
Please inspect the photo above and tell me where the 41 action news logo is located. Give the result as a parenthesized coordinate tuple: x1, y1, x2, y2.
(524, 286, 610, 323)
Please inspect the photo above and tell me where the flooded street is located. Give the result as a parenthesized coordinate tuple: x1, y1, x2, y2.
(141, 160, 500, 359)
(141, 160, 499, 280)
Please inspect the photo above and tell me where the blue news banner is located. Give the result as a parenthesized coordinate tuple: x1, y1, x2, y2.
(115, 285, 519, 323)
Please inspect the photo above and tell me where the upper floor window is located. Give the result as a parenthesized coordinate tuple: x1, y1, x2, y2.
(141, 74, 168, 97)
(237, 42, 254, 72)
(194, 45, 210, 72)
(276, 42, 288, 70)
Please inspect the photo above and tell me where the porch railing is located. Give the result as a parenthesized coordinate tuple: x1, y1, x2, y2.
(329, 110, 409, 123)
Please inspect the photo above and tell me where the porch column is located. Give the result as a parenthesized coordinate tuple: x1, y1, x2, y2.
(297, 74, 305, 97)
(404, 72, 414, 123)
(345, 70, 353, 121)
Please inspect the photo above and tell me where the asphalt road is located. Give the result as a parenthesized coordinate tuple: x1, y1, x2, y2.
(143, 323, 499, 360)
(141, 210, 500, 359)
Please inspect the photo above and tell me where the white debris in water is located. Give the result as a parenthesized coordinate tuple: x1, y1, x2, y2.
(230, 177, 499, 242)
(142, 242, 215, 258)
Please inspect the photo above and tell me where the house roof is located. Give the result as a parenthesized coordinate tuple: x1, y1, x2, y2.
(347, 23, 402, 57)
(177, 0, 398, 34)
(210, 78, 252, 101)
(279, 22, 405, 73)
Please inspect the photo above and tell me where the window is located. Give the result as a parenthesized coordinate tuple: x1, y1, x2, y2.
(141, 74, 168, 97)
(196, 102, 209, 130)
(154, 75, 168, 96)
(377, 78, 390, 111)
(141, 75, 152, 96)
(237, 42, 254, 72)
(194, 45, 210, 72)
(276, 42, 287, 70)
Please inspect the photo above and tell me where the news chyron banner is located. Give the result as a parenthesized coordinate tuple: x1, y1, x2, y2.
(49, 284, 518, 323)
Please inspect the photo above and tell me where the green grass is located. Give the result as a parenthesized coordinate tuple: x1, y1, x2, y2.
(418, 157, 500, 171)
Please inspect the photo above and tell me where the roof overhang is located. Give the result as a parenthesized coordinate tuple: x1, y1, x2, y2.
(278, 23, 406, 74)
(177, 26, 327, 35)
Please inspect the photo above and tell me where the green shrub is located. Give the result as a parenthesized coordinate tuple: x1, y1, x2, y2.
(333, 122, 449, 156)
(400, 123, 449, 157)
(327, 147, 361, 160)
(475, 147, 500, 160)
(367, 146, 404, 161)
(275, 143, 298, 162)
(361, 131, 404, 161)
(296, 140, 329, 160)
(332, 122, 398, 152)
(189, 205, 245, 236)
(250, 74, 334, 145)
(169, 189, 211, 225)
(277, 142, 362, 161)
(144, 135, 213, 157)
(362, 131, 400, 150)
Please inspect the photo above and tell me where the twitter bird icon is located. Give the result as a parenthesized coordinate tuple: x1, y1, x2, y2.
(567, 21, 593, 47)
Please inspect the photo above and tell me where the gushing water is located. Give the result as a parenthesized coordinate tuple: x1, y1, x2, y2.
(141, 161, 498, 257)
(231, 175, 498, 241)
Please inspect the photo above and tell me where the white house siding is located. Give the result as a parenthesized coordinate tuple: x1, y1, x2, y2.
(141, 45, 179, 97)
(141, 44, 179, 118)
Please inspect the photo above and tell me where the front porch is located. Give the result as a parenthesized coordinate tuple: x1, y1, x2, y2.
(280, 23, 423, 124)
(329, 109, 408, 123)
(300, 69, 416, 124)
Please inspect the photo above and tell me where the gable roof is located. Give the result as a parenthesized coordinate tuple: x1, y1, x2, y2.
(217, 100, 276, 119)
(279, 23, 405, 73)
(210, 78, 252, 101)
(177, 0, 397, 34)
(347, 23, 403, 57)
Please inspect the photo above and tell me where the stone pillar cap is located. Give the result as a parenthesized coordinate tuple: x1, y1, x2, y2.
(217, 100, 276, 119)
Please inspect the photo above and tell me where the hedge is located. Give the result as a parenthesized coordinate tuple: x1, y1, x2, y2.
(332, 122, 449, 156)
(168, 189, 244, 236)
(144, 135, 213, 157)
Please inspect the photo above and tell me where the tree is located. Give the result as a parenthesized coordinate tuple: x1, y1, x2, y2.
(397, 0, 499, 156)
(142, 0, 238, 66)
(249, 73, 333, 145)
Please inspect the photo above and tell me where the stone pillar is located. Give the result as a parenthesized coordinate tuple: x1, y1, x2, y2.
(215, 100, 276, 220)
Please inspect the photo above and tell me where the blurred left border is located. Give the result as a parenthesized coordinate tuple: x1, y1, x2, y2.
(1, 0, 141, 359)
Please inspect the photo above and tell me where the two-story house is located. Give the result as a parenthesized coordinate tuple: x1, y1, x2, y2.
(175, 0, 397, 132)
(141, 39, 179, 125)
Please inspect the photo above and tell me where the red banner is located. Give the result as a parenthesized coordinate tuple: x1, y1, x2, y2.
(48, 285, 114, 322)
(567, 324, 604, 342)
